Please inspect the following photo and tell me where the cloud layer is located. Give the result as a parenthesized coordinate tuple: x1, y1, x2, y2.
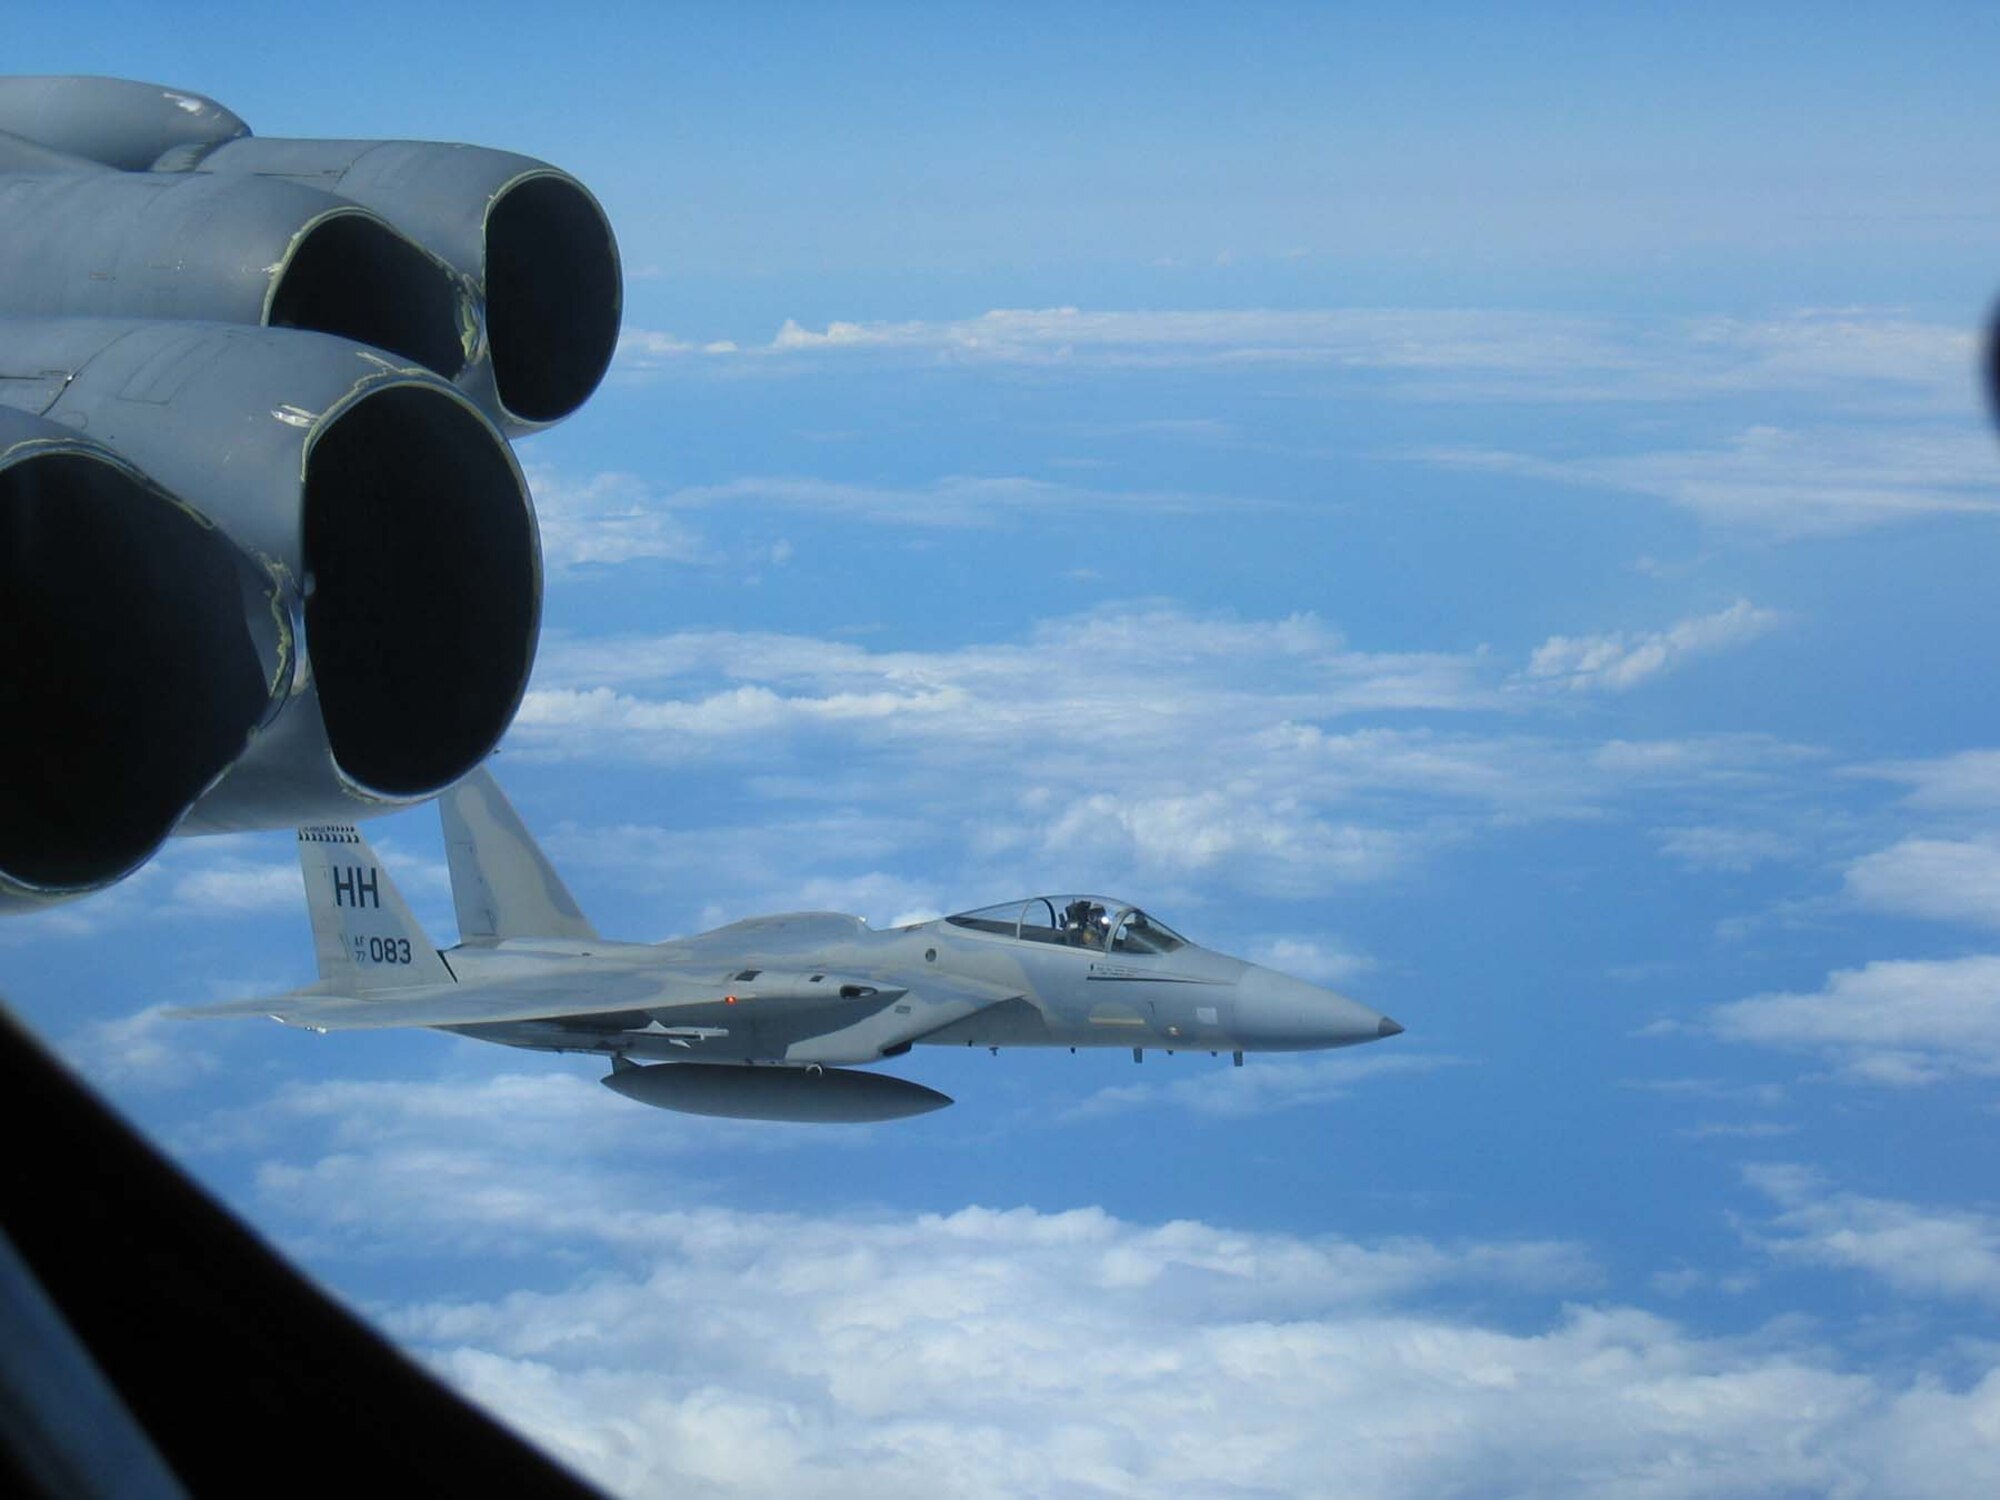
(1747, 1164, 2000, 1308)
(616, 306, 1977, 408)
(412, 1220, 1993, 1500)
(158, 1062, 1995, 1500)
(1521, 601, 1781, 694)
(239, 1082, 1993, 1500)
(1846, 837, 2000, 929)
(1708, 956, 2000, 1085)
(507, 606, 1806, 910)
(1426, 424, 2000, 536)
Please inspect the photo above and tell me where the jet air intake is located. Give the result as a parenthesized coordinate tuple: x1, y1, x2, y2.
(603, 1062, 955, 1124)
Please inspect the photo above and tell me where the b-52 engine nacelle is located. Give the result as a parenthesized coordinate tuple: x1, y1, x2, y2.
(0, 76, 621, 911)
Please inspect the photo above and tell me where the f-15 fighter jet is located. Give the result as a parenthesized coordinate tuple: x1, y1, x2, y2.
(176, 771, 1404, 1122)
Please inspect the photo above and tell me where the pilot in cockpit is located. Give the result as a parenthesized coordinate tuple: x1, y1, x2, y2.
(1063, 899, 1108, 947)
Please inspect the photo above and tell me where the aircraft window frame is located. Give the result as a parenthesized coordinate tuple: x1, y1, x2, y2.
(945, 901, 1041, 939)
(945, 896, 1185, 952)
(1020, 897, 1060, 939)
(1109, 907, 1186, 955)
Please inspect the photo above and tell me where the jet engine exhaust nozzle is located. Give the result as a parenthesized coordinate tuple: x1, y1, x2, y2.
(0, 414, 283, 908)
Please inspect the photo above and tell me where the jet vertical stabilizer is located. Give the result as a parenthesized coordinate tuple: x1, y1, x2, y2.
(298, 826, 453, 992)
(440, 768, 598, 944)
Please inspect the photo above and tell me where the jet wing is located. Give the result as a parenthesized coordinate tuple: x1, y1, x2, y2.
(769, 970, 1024, 1063)
(170, 988, 595, 1031)
(167, 971, 731, 1032)
(168, 964, 1019, 1038)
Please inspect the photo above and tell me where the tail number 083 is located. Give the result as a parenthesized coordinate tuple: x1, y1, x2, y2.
(353, 935, 414, 964)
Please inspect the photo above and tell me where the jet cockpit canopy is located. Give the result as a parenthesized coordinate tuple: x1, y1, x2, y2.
(945, 896, 1188, 954)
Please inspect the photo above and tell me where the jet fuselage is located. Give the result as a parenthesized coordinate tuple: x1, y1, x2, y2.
(445, 900, 1398, 1068)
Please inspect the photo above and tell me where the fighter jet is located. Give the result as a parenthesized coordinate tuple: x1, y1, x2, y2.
(175, 770, 1405, 1122)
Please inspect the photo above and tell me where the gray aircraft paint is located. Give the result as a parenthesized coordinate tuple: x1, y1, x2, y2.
(0, 76, 247, 170)
(176, 772, 1405, 1123)
(0, 75, 619, 912)
(442, 769, 598, 944)
(602, 1059, 953, 1124)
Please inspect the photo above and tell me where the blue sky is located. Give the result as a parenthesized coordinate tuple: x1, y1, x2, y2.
(6, 6, 2000, 1495)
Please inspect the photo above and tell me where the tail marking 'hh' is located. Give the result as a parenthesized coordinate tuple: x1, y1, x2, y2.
(297, 825, 453, 992)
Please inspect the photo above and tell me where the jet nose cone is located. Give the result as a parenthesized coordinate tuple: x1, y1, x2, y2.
(1233, 968, 1401, 1051)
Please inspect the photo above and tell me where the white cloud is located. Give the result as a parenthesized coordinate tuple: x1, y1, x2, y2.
(1521, 601, 1781, 693)
(724, 306, 1627, 377)
(1679, 1121, 1798, 1140)
(1622, 1072, 1801, 1145)
(1623, 1077, 1790, 1110)
(1, 820, 456, 947)
(1684, 310, 1980, 402)
(514, 609, 1497, 895)
(1655, 825, 1799, 872)
(1746, 1165, 2000, 1308)
(1590, 735, 1820, 784)
(1065, 1050, 1461, 1120)
(1245, 936, 1375, 986)
(645, 473, 1254, 528)
(1707, 955, 2000, 1084)
(62, 1003, 218, 1091)
(3, 834, 300, 939)
(614, 328, 702, 358)
(1838, 757, 2000, 932)
(169, 1042, 2000, 1500)
(267, 1171, 1994, 1500)
(1649, 1265, 1760, 1298)
(615, 307, 1976, 415)
(786, 872, 945, 934)
(1429, 425, 2000, 536)
(164, 854, 301, 914)
(6, 826, 451, 940)
(1845, 837, 2000, 929)
(188, 1070, 842, 1225)
(525, 462, 1267, 567)
(526, 465, 706, 569)
(502, 610, 1825, 909)
(1852, 749, 2000, 812)
(1033, 789, 1417, 893)
(520, 611, 1730, 770)
(539, 813, 932, 934)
